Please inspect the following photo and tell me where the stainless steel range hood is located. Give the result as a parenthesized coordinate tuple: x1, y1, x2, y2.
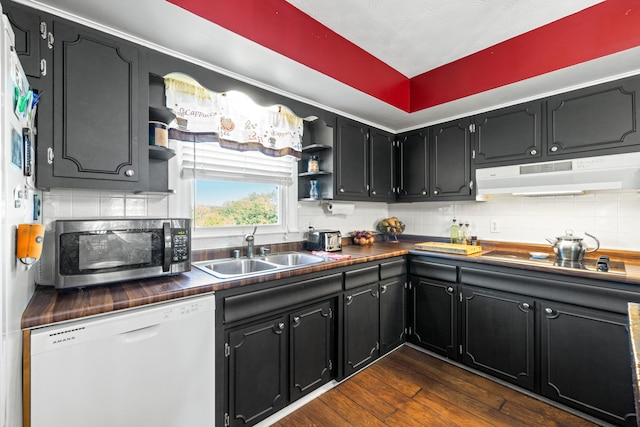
(476, 152, 640, 196)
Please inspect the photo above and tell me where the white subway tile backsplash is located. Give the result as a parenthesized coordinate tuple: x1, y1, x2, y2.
(124, 197, 148, 216)
(71, 196, 100, 217)
(389, 190, 639, 251)
(100, 196, 125, 217)
(41, 185, 639, 252)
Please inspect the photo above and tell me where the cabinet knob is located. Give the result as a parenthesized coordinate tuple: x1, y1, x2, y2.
(381, 285, 388, 293)
(530, 149, 537, 156)
(550, 146, 559, 152)
(545, 308, 553, 314)
(339, 187, 345, 193)
(277, 322, 285, 330)
(371, 190, 377, 195)
(124, 169, 135, 177)
(421, 190, 427, 195)
(346, 295, 353, 303)
(447, 286, 454, 293)
(293, 316, 300, 325)
(522, 302, 530, 309)
(433, 190, 439, 195)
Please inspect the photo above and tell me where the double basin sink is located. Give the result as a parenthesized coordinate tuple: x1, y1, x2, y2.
(192, 251, 326, 279)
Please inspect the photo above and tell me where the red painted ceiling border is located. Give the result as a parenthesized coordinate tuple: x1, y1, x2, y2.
(411, 0, 640, 112)
(169, 0, 640, 114)
(167, 0, 410, 111)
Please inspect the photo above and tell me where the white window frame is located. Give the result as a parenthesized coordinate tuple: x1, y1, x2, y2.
(169, 141, 299, 243)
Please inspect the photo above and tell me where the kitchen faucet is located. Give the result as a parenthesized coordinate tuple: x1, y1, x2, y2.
(244, 225, 257, 258)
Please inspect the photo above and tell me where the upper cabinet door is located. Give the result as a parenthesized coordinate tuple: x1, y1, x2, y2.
(474, 101, 544, 166)
(43, 21, 147, 190)
(397, 129, 429, 200)
(547, 76, 640, 157)
(335, 117, 368, 199)
(3, 3, 44, 79)
(369, 128, 395, 201)
(430, 119, 473, 199)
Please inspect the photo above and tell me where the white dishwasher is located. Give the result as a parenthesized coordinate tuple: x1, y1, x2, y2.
(29, 294, 215, 427)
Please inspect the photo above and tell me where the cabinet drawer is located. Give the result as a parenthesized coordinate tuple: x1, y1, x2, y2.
(224, 273, 342, 323)
(410, 259, 457, 283)
(344, 265, 379, 290)
(380, 259, 406, 280)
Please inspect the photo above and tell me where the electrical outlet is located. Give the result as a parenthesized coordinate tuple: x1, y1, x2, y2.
(490, 219, 500, 233)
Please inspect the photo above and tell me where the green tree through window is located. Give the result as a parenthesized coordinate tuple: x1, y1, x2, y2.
(193, 181, 279, 228)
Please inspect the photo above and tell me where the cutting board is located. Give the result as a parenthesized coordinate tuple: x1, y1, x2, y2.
(414, 241, 482, 255)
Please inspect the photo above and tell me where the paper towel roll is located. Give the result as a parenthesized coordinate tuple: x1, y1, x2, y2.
(327, 203, 355, 215)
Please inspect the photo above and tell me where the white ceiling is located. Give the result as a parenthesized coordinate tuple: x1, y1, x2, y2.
(16, 0, 640, 131)
(285, 0, 603, 78)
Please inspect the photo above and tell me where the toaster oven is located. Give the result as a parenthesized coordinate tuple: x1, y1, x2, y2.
(306, 229, 342, 252)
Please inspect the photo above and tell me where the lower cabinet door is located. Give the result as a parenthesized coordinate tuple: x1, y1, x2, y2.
(290, 301, 334, 401)
(380, 277, 406, 354)
(344, 284, 380, 377)
(540, 300, 637, 426)
(227, 316, 288, 426)
(461, 285, 535, 391)
(410, 276, 457, 359)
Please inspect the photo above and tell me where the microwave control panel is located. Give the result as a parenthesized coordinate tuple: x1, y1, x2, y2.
(171, 228, 190, 263)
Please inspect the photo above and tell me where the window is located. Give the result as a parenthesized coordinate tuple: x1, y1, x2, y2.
(164, 73, 303, 238)
(193, 180, 280, 228)
(175, 140, 299, 237)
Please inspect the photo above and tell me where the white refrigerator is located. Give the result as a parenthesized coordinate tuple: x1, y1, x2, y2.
(0, 6, 39, 427)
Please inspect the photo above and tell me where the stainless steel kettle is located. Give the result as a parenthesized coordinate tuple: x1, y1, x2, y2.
(545, 230, 600, 261)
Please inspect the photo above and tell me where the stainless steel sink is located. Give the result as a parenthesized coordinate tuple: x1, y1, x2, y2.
(192, 252, 326, 279)
(193, 258, 278, 279)
(262, 252, 325, 267)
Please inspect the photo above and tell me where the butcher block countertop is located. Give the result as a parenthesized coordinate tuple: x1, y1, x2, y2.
(22, 238, 640, 329)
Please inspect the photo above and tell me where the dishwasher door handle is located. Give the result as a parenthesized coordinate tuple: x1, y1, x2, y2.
(120, 324, 161, 343)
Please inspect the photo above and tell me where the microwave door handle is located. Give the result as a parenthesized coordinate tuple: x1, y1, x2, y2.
(163, 222, 172, 272)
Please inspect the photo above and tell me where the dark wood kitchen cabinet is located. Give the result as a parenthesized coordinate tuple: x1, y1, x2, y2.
(540, 300, 636, 426)
(460, 285, 535, 391)
(397, 128, 429, 200)
(343, 260, 406, 376)
(369, 128, 396, 201)
(37, 20, 148, 191)
(226, 315, 288, 427)
(334, 117, 395, 201)
(411, 255, 638, 426)
(379, 276, 406, 355)
(547, 75, 640, 157)
(3, 1, 47, 79)
(474, 101, 544, 166)
(289, 301, 335, 402)
(409, 259, 458, 359)
(220, 272, 341, 426)
(225, 299, 335, 427)
(430, 118, 474, 199)
(335, 117, 368, 199)
(398, 122, 473, 201)
(343, 283, 380, 377)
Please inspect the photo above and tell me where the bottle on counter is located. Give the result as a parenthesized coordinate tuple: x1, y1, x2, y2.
(459, 222, 468, 245)
(450, 218, 459, 244)
(468, 222, 478, 245)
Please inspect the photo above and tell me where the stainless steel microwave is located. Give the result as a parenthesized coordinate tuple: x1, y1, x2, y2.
(37, 218, 191, 289)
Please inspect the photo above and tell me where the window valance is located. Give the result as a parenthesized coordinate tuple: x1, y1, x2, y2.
(164, 74, 303, 159)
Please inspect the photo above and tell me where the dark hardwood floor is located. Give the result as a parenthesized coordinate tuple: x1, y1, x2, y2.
(273, 345, 602, 427)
